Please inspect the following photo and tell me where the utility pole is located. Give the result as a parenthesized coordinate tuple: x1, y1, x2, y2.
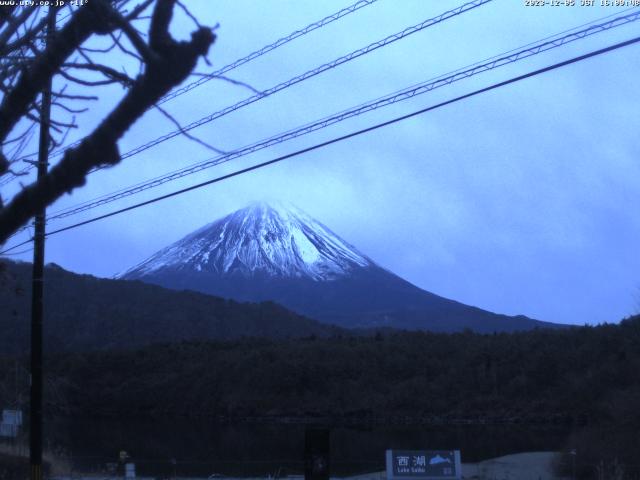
(30, 8, 55, 480)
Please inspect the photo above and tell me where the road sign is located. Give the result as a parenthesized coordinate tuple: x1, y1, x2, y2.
(125, 462, 136, 478)
(0, 409, 22, 438)
(2, 409, 22, 426)
(0, 423, 18, 438)
(386, 450, 461, 480)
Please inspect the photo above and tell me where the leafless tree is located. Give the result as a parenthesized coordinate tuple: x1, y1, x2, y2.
(0, 0, 216, 244)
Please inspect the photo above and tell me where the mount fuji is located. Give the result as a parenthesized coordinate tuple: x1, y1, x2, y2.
(121, 202, 559, 332)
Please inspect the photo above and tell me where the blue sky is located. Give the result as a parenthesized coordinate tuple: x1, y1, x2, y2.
(2, 0, 640, 325)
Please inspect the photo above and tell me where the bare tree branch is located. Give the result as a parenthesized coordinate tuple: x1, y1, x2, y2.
(52, 91, 99, 101)
(63, 62, 135, 86)
(1, 14, 48, 56)
(176, 0, 202, 29)
(0, 0, 215, 243)
(153, 103, 227, 155)
(52, 101, 89, 114)
(0, 1, 115, 145)
(208, 74, 264, 96)
(125, 0, 156, 21)
(0, 6, 18, 30)
(111, 10, 159, 63)
(59, 68, 121, 87)
(109, 30, 144, 62)
(0, 6, 37, 51)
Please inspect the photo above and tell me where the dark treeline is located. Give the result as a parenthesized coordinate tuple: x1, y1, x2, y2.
(0, 260, 343, 354)
(1, 316, 638, 424)
(1, 316, 640, 478)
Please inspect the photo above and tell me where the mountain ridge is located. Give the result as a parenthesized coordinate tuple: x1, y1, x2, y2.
(122, 201, 372, 281)
(0, 259, 344, 354)
(122, 202, 562, 333)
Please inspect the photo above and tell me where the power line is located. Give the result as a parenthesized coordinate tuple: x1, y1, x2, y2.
(0, 0, 381, 183)
(3, 34, 639, 254)
(19, 34, 640, 244)
(4, 0, 492, 187)
(0, 245, 33, 256)
(0, 7, 92, 186)
(0, 237, 33, 255)
(111, 0, 492, 164)
(43, 9, 640, 223)
(158, 0, 381, 105)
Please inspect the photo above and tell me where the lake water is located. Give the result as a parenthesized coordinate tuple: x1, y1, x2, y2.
(41, 418, 573, 477)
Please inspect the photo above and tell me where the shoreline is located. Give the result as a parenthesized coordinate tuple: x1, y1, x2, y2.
(43, 412, 586, 427)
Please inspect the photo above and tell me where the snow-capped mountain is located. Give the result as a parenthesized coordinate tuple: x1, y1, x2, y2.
(122, 201, 372, 281)
(122, 202, 561, 333)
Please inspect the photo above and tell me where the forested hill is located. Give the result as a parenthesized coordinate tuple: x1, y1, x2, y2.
(8, 315, 637, 425)
(0, 260, 343, 354)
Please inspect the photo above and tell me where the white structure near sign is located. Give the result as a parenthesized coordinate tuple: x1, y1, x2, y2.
(2, 409, 22, 426)
(0, 409, 22, 438)
(125, 462, 136, 478)
(0, 423, 18, 438)
(386, 450, 462, 480)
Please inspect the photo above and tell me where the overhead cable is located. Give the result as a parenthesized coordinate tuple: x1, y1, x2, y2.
(113, 0, 493, 163)
(3, 33, 632, 248)
(44, 9, 640, 222)
(0, 0, 382, 182)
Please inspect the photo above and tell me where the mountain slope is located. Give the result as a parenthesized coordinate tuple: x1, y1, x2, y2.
(0, 260, 343, 354)
(121, 202, 560, 333)
(123, 201, 372, 280)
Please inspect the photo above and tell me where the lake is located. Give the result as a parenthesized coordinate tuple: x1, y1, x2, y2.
(40, 417, 573, 477)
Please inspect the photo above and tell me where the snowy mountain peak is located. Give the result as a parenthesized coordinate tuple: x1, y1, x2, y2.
(121, 202, 373, 281)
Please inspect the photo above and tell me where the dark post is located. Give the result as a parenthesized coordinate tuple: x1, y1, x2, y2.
(304, 427, 330, 480)
(30, 8, 55, 480)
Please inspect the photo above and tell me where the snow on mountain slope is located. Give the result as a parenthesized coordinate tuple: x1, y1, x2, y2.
(121, 202, 372, 281)
(120, 201, 560, 332)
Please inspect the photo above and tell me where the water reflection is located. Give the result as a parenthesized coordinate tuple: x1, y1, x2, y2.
(45, 418, 572, 477)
